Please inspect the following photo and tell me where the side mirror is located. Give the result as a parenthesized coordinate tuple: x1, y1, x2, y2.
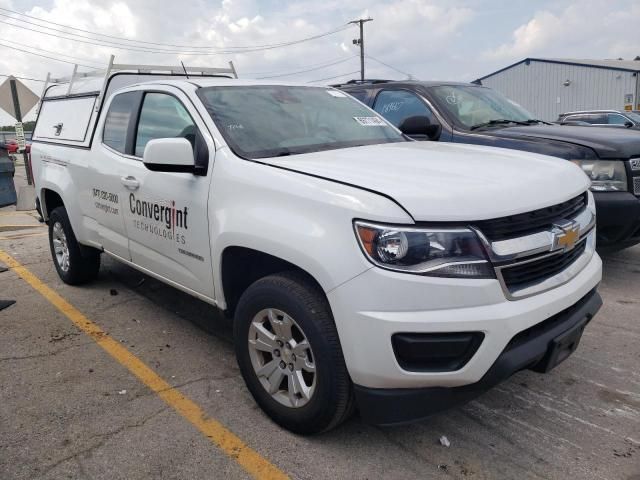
(398, 115, 441, 140)
(625, 121, 634, 128)
(143, 138, 195, 173)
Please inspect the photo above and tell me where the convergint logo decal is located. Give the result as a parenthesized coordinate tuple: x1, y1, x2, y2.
(129, 193, 188, 244)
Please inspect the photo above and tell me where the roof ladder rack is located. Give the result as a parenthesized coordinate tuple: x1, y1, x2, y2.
(40, 55, 238, 110)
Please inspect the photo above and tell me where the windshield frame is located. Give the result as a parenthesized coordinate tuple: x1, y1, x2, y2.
(195, 85, 407, 160)
(425, 84, 535, 131)
(625, 111, 640, 123)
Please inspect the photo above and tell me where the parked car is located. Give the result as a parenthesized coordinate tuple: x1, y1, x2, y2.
(31, 67, 602, 433)
(557, 110, 640, 130)
(336, 80, 640, 251)
(4, 139, 32, 154)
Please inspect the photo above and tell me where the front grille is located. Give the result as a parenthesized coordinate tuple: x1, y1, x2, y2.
(475, 193, 587, 241)
(634, 176, 640, 196)
(501, 239, 587, 291)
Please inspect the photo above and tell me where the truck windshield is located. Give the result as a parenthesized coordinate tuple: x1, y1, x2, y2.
(197, 85, 405, 159)
(430, 85, 535, 130)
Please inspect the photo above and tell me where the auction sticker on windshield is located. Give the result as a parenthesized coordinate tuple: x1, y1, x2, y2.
(354, 116, 387, 126)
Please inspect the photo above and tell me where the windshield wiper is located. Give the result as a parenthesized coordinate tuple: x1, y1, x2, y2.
(525, 119, 553, 125)
(469, 119, 530, 130)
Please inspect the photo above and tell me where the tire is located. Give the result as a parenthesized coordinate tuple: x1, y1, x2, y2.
(234, 271, 354, 434)
(48, 206, 101, 285)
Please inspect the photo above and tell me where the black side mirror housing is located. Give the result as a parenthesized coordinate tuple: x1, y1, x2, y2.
(624, 121, 634, 128)
(399, 115, 441, 140)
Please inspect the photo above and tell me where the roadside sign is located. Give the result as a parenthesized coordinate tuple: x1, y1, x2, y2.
(14, 122, 26, 151)
(624, 93, 633, 112)
(0, 77, 39, 120)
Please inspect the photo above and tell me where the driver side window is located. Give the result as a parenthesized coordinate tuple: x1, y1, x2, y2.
(373, 90, 436, 127)
(135, 93, 196, 157)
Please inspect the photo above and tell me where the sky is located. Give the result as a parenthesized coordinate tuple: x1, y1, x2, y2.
(0, 0, 639, 125)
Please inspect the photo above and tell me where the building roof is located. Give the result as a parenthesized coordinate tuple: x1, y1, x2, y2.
(475, 57, 640, 82)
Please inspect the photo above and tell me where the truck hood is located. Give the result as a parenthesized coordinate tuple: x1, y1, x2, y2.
(489, 124, 640, 159)
(265, 142, 589, 222)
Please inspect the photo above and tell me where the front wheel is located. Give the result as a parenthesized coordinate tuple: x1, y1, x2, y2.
(234, 271, 354, 434)
(48, 206, 101, 285)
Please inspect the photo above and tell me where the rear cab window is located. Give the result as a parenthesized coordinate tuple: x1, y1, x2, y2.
(102, 92, 139, 154)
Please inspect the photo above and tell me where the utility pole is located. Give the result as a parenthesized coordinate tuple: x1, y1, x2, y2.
(349, 18, 373, 82)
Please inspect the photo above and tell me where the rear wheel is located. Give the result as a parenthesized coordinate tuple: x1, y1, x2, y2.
(48, 206, 100, 285)
(234, 271, 354, 434)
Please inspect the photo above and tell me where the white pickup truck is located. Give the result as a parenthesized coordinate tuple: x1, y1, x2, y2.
(31, 63, 603, 434)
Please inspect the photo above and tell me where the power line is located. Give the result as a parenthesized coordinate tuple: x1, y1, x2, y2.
(255, 56, 358, 79)
(307, 70, 360, 83)
(0, 73, 46, 82)
(0, 41, 99, 68)
(0, 37, 104, 68)
(0, 6, 351, 51)
(245, 55, 356, 76)
(365, 54, 413, 78)
(0, 12, 351, 55)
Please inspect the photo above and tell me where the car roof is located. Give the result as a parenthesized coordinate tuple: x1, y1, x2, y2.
(333, 79, 481, 89)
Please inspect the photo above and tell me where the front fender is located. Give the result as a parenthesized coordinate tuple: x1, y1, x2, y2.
(209, 150, 413, 307)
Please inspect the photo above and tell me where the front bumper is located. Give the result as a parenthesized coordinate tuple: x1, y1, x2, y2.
(594, 191, 640, 250)
(327, 251, 602, 390)
(354, 288, 602, 425)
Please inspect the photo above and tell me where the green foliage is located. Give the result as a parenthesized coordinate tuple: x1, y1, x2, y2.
(0, 120, 36, 131)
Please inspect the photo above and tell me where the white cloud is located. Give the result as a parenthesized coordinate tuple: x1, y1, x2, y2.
(485, 1, 640, 61)
(0, 0, 638, 126)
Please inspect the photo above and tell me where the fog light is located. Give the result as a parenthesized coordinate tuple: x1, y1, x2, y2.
(392, 332, 484, 372)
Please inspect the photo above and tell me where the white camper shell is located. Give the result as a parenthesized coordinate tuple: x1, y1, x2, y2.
(33, 56, 237, 148)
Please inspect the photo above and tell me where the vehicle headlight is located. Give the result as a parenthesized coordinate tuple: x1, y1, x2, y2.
(354, 221, 494, 278)
(572, 160, 627, 192)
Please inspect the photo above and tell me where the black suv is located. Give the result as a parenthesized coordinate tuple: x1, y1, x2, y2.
(557, 110, 640, 130)
(336, 80, 640, 251)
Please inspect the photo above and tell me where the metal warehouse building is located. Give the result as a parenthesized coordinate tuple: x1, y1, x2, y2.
(475, 58, 640, 121)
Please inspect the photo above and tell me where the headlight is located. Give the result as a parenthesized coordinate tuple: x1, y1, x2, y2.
(354, 221, 494, 278)
(572, 160, 627, 192)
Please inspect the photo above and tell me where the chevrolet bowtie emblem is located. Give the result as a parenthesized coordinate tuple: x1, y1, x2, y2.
(552, 222, 580, 252)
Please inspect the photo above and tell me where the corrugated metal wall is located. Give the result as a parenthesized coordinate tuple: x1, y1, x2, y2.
(480, 61, 639, 121)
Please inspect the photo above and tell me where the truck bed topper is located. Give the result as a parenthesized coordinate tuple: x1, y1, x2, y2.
(33, 55, 237, 148)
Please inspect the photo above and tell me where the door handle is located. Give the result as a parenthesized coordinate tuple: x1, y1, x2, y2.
(121, 176, 140, 190)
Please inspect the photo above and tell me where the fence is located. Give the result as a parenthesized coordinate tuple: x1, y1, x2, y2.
(0, 131, 33, 144)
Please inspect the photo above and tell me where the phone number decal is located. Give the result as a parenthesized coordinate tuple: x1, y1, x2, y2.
(92, 188, 119, 203)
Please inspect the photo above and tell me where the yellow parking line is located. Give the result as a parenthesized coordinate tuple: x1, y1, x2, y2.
(0, 232, 48, 240)
(0, 224, 44, 230)
(0, 249, 289, 480)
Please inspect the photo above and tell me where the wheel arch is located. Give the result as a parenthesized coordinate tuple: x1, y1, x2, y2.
(219, 246, 326, 317)
(40, 187, 65, 221)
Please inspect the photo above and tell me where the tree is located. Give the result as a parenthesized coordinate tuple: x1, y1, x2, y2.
(0, 121, 36, 131)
